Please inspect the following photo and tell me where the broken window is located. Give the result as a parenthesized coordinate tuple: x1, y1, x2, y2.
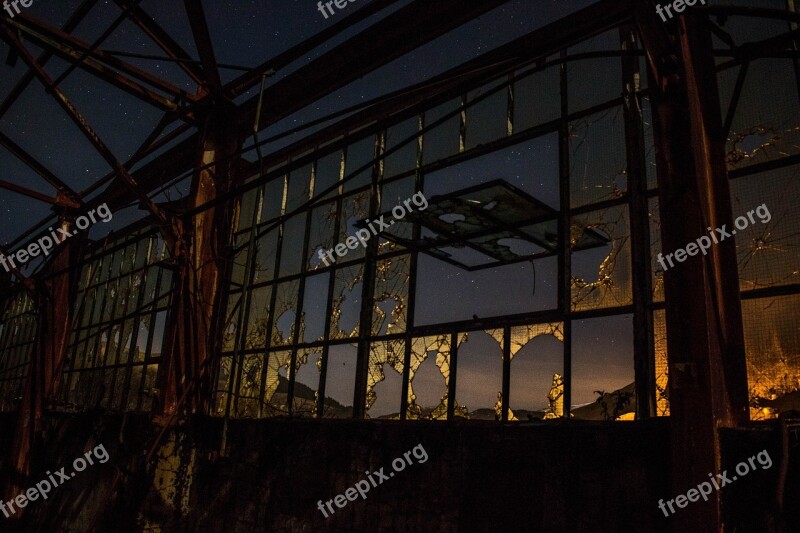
(262, 349, 292, 417)
(322, 344, 357, 418)
(408, 335, 462, 420)
(366, 339, 404, 419)
(293, 347, 323, 417)
(372, 255, 409, 336)
(299, 273, 329, 343)
(729, 165, 800, 291)
(653, 310, 669, 416)
(719, 58, 800, 171)
(571, 204, 632, 311)
(454, 331, 502, 420)
(649, 198, 664, 302)
(571, 315, 635, 421)
(507, 323, 565, 420)
(58, 229, 174, 412)
(569, 107, 627, 209)
(742, 295, 800, 420)
(329, 265, 363, 340)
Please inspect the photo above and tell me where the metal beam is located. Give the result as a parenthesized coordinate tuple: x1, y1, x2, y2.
(90, 0, 516, 212)
(223, 0, 402, 98)
(1, 27, 176, 248)
(5, 14, 193, 105)
(113, 0, 205, 87)
(0, 0, 98, 120)
(0, 178, 80, 209)
(0, 131, 81, 203)
(183, 0, 222, 95)
(236, 0, 513, 134)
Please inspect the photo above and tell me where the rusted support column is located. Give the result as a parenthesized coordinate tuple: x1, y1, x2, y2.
(620, 25, 656, 419)
(158, 100, 240, 416)
(4, 220, 81, 510)
(637, 5, 750, 532)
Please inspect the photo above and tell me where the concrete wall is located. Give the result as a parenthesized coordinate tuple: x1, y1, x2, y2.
(0, 414, 794, 532)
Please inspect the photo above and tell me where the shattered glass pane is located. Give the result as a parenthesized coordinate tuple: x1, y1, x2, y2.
(729, 165, 800, 290)
(366, 339, 404, 419)
(372, 255, 409, 336)
(649, 198, 664, 302)
(454, 331, 501, 420)
(245, 285, 272, 350)
(569, 106, 627, 208)
(235, 353, 264, 418)
(271, 280, 300, 346)
(322, 344, 357, 418)
(263, 349, 292, 417)
(720, 59, 800, 171)
(338, 191, 370, 262)
(506, 323, 564, 420)
(571, 204, 632, 311)
(299, 273, 329, 343)
(329, 265, 363, 340)
(407, 335, 463, 420)
(571, 315, 635, 421)
(293, 347, 322, 417)
(654, 309, 669, 416)
(742, 295, 800, 420)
